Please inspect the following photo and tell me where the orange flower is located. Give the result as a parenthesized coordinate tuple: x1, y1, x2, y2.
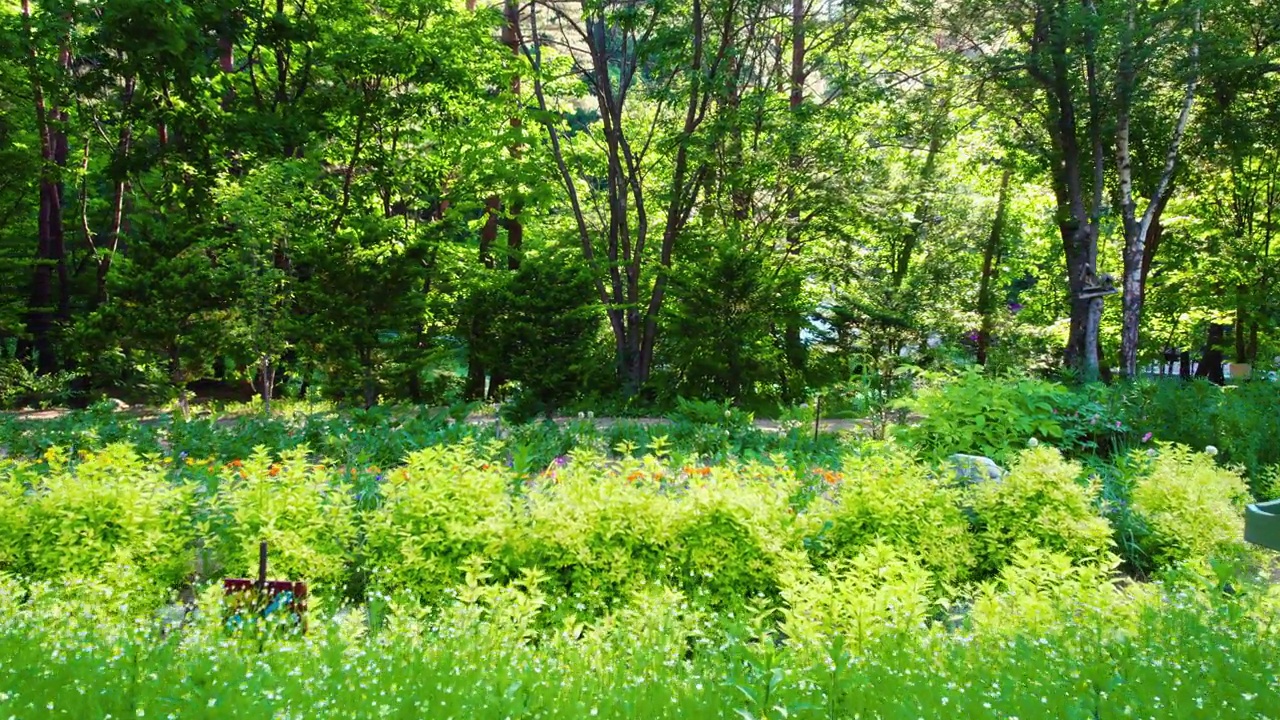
(369, 466, 380, 474)
(230, 459, 243, 468)
(268, 464, 281, 477)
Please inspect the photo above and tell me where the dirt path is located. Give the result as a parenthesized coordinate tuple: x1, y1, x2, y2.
(4, 406, 874, 434)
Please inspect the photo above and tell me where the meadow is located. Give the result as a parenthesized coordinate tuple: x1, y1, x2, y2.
(2, 383, 1279, 718)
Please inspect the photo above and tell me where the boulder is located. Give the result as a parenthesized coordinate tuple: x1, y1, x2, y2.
(948, 454, 1005, 485)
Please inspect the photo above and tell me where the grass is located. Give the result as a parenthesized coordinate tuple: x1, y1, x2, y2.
(1, 577, 1277, 719)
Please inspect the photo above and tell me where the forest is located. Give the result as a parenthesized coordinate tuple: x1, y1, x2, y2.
(0, 0, 1277, 412)
(6, 3, 1280, 716)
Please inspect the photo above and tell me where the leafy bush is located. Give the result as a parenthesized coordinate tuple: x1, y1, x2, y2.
(668, 462, 805, 609)
(208, 446, 357, 597)
(897, 368, 1067, 462)
(18, 444, 194, 589)
(967, 446, 1114, 574)
(967, 541, 1144, 634)
(804, 451, 976, 584)
(362, 445, 515, 601)
(1125, 379, 1280, 484)
(781, 543, 934, 653)
(1129, 444, 1250, 570)
(0, 462, 30, 572)
(514, 455, 679, 617)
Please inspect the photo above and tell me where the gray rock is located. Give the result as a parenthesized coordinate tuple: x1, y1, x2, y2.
(948, 454, 1005, 485)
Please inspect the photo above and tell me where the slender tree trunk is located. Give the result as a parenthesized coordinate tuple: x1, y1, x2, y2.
(780, 0, 807, 393)
(98, 76, 136, 306)
(502, 0, 523, 270)
(1116, 10, 1198, 378)
(1234, 284, 1248, 363)
(19, 0, 69, 374)
(891, 129, 943, 289)
(977, 166, 1013, 365)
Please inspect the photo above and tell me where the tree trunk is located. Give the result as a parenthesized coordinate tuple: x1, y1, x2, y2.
(780, 0, 807, 391)
(977, 166, 1013, 365)
(1062, 221, 1102, 382)
(1194, 324, 1226, 385)
(20, 0, 70, 375)
(502, 0, 523, 270)
(259, 354, 275, 414)
(1233, 283, 1247, 363)
(892, 129, 943, 289)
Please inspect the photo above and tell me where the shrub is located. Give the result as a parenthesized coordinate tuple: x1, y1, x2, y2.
(781, 543, 934, 655)
(0, 460, 31, 572)
(1129, 444, 1250, 570)
(669, 461, 807, 610)
(967, 446, 1114, 574)
(804, 451, 976, 585)
(514, 455, 679, 618)
(22, 444, 194, 589)
(362, 445, 515, 601)
(967, 541, 1145, 634)
(897, 368, 1068, 462)
(209, 446, 356, 597)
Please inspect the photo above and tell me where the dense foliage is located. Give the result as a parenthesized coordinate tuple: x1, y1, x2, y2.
(0, 0, 1276, 410)
(0, 415, 1277, 717)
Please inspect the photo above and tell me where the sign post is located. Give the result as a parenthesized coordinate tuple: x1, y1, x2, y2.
(222, 541, 308, 634)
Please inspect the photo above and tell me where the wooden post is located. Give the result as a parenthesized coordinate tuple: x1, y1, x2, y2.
(812, 394, 822, 444)
(257, 541, 268, 591)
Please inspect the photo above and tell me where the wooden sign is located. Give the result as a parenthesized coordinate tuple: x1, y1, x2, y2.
(222, 542, 308, 634)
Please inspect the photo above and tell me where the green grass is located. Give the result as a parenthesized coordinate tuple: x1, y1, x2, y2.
(1, 577, 1277, 719)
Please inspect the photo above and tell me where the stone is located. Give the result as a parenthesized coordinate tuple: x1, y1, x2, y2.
(948, 454, 1005, 485)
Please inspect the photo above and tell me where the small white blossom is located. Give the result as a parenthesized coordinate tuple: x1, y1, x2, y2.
(1205, 445, 1219, 457)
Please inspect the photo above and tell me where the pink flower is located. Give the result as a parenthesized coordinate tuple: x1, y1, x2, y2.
(1115, 420, 1122, 429)
(1142, 432, 1152, 443)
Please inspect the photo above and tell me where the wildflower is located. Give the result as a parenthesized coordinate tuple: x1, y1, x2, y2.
(268, 465, 280, 477)
(1027, 438, 1039, 448)
(1114, 420, 1122, 429)
(231, 459, 243, 468)
(586, 411, 594, 420)
(1142, 432, 1152, 443)
(577, 412, 585, 420)
(1008, 302, 1024, 313)
(1146, 449, 1158, 458)
(554, 456, 568, 467)
(1205, 445, 1218, 457)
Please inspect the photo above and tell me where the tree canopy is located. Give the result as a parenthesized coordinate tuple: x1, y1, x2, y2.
(1, 0, 1277, 410)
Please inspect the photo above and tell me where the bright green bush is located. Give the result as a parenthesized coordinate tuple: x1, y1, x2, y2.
(968, 446, 1114, 573)
(362, 445, 515, 601)
(967, 541, 1147, 634)
(804, 451, 976, 584)
(0, 460, 31, 572)
(897, 368, 1068, 462)
(781, 542, 934, 654)
(1130, 444, 1250, 570)
(669, 462, 805, 609)
(515, 454, 679, 617)
(209, 446, 356, 596)
(21, 444, 194, 589)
